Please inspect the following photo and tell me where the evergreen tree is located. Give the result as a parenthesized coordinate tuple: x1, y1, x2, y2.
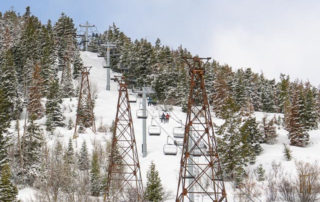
(54, 13, 77, 69)
(260, 116, 277, 144)
(64, 138, 74, 164)
(0, 164, 18, 202)
(22, 114, 43, 185)
(0, 89, 10, 170)
(79, 141, 89, 171)
(256, 164, 265, 181)
(90, 150, 100, 196)
(144, 162, 164, 202)
(27, 63, 44, 119)
(213, 65, 233, 118)
(240, 116, 263, 162)
(287, 89, 309, 147)
(54, 13, 77, 97)
(217, 112, 251, 180)
(304, 85, 318, 130)
(0, 50, 21, 119)
(232, 69, 246, 108)
(278, 74, 290, 113)
(45, 79, 64, 132)
(73, 50, 83, 79)
(39, 24, 55, 96)
(60, 59, 74, 98)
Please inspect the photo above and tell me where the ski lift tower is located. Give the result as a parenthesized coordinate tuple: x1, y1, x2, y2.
(176, 56, 227, 202)
(135, 87, 155, 158)
(105, 76, 144, 201)
(101, 42, 116, 91)
(79, 21, 95, 51)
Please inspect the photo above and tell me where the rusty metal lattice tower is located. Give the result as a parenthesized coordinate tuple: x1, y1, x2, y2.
(105, 76, 143, 202)
(73, 66, 96, 138)
(176, 57, 227, 202)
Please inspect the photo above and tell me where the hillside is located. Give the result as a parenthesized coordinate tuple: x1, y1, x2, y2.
(15, 52, 320, 202)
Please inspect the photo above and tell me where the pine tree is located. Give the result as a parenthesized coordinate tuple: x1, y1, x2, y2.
(240, 116, 263, 162)
(304, 85, 318, 130)
(79, 141, 89, 171)
(217, 112, 250, 180)
(256, 164, 265, 181)
(232, 69, 246, 108)
(278, 74, 290, 113)
(54, 13, 77, 97)
(27, 63, 44, 119)
(213, 65, 233, 118)
(144, 162, 164, 202)
(39, 24, 55, 96)
(287, 89, 309, 147)
(0, 88, 10, 170)
(0, 50, 22, 119)
(260, 116, 277, 144)
(90, 150, 100, 196)
(64, 138, 74, 164)
(0, 164, 18, 202)
(73, 50, 83, 79)
(22, 114, 43, 185)
(45, 79, 64, 132)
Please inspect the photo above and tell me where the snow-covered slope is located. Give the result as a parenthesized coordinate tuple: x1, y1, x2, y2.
(18, 52, 320, 202)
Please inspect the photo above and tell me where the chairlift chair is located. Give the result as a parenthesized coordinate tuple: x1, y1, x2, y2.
(174, 138, 184, 146)
(128, 93, 137, 103)
(191, 148, 202, 157)
(136, 109, 147, 119)
(148, 125, 161, 136)
(163, 136, 177, 155)
(173, 127, 184, 138)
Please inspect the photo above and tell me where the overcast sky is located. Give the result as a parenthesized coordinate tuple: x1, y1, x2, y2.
(1, 0, 320, 86)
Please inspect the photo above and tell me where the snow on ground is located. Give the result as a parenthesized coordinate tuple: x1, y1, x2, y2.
(18, 51, 320, 201)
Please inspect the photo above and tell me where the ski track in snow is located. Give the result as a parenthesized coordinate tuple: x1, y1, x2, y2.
(17, 52, 320, 202)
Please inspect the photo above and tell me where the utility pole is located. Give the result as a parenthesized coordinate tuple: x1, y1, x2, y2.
(176, 56, 227, 202)
(136, 87, 154, 157)
(79, 21, 95, 51)
(102, 42, 116, 91)
(142, 87, 147, 157)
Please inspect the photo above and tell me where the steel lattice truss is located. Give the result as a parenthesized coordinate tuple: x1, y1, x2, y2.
(74, 67, 96, 138)
(176, 57, 227, 202)
(105, 77, 144, 202)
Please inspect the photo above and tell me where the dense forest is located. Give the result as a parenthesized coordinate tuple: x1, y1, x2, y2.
(0, 6, 320, 201)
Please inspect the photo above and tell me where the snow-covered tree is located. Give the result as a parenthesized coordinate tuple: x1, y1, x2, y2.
(303, 84, 318, 130)
(260, 116, 277, 144)
(0, 88, 10, 170)
(45, 79, 64, 132)
(64, 138, 74, 164)
(79, 141, 89, 171)
(21, 114, 43, 185)
(217, 112, 251, 180)
(90, 150, 100, 196)
(287, 89, 309, 147)
(0, 163, 18, 202)
(27, 64, 44, 119)
(0, 50, 22, 119)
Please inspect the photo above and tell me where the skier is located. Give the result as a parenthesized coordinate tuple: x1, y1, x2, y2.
(165, 113, 170, 123)
(160, 113, 165, 123)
